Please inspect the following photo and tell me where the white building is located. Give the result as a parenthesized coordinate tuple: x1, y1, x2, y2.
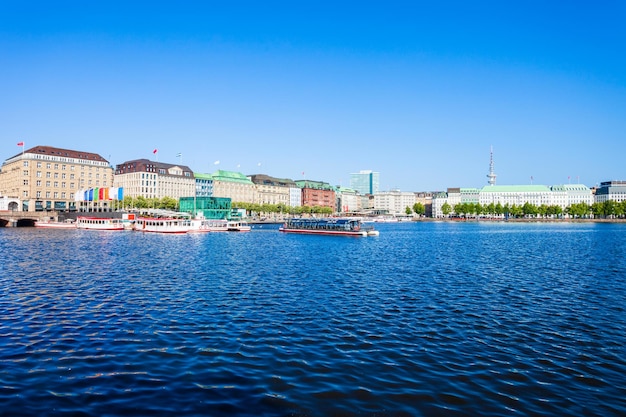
(374, 190, 416, 215)
(336, 187, 360, 213)
(479, 185, 554, 207)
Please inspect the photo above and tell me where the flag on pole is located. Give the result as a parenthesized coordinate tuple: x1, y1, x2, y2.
(153, 149, 158, 154)
(17, 141, 24, 146)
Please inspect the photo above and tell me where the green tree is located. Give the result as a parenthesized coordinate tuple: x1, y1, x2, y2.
(495, 202, 504, 217)
(413, 202, 425, 216)
(441, 202, 452, 217)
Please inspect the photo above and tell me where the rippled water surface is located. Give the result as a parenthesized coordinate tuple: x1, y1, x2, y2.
(1, 222, 625, 416)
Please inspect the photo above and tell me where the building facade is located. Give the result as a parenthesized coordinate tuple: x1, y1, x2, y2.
(0, 145, 113, 212)
(373, 190, 417, 215)
(194, 173, 214, 197)
(210, 170, 257, 204)
(336, 187, 360, 213)
(350, 170, 379, 195)
(479, 185, 554, 207)
(248, 174, 294, 206)
(595, 181, 626, 203)
(295, 179, 336, 209)
(114, 159, 195, 200)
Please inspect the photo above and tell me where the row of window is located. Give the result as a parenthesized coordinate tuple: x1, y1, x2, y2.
(23, 161, 106, 170)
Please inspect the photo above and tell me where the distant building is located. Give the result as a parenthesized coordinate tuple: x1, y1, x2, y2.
(350, 170, 379, 195)
(211, 170, 257, 204)
(595, 181, 626, 203)
(550, 184, 593, 207)
(336, 187, 360, 213)
(194, 173, 214, 197)
(414, 192, 434, 217)
(295, 179, 336, 209)
(374, 190, 417, 215)
(248, 174, 295, 206)
(114, 159, 194, 200)
(479, 185, 554, 207)
(179, 196, 231, 219)
(0, 145, 113, 212)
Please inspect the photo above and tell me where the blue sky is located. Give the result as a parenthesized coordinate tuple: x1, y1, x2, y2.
(1, 1, 625, 191)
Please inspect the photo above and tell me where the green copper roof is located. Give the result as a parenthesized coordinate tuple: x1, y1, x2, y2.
(481, 185, 551, 193)
(211, 170, 254, 185)
(194, 173, 213, 180)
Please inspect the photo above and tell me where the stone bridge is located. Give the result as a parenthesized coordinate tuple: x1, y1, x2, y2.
(0, 211, 59, 227)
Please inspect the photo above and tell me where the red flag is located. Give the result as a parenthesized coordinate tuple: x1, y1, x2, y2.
(153, 149, 158, 154)
(17, 141, 24, 146)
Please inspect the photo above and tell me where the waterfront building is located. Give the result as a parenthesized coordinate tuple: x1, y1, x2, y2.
(0, 194, 15, 211)
(210, 170, 257, 204)
(431, 191, 449, 218)
(248, 174, 294, 206)
(335, 187, 360, 213)
(0, 145, 113, 212)
(350, 170, 380, 195)
(479, 185, 554, 207)
(114, 159, 194, 200)
(179, 196, 231, 219)
(373, 189, 417, 215)
(295, 179, 336, 209)
(415, 191, 434, 217)
(550, 184, 593, 207)
(289, 187, 302, 208)
(194, 173, 214, 197)
(595, 181, 626, 203)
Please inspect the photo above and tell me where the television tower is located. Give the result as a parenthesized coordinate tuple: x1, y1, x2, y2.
(487, 146, 497, 186)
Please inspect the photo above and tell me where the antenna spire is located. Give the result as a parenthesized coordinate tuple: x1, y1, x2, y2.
(487, 146, 497, 186)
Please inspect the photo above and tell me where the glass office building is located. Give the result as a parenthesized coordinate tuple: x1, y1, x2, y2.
(350, 170, 379, 195)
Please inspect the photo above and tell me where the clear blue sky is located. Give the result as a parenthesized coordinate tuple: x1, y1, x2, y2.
(1, 1, 625, 191)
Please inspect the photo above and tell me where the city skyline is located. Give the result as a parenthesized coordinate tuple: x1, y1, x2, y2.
(2, 2, 625, 191)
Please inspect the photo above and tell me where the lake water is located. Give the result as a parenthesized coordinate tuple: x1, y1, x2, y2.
(1, 222, 625, 416)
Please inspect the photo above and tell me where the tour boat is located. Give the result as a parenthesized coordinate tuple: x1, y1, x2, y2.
(135, 217, 191, 234)
(189, 218, 251, 232)
(35, 219, 76, 229)
(279, 218, 378, 237)
(76, 217, 125, 231)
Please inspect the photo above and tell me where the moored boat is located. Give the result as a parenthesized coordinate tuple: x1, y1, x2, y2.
(35, 219, 76, 229)
(76, 217, 125, 231)
(189, 218, 251, 232)
(279, 217, 377, 237)
(135, 217, 191, 234)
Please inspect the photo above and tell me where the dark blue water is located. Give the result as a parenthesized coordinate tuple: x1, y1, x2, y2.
(1, 222, 625, 416)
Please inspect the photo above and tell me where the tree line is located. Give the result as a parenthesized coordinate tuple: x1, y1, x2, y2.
(438, 200, 626, 219)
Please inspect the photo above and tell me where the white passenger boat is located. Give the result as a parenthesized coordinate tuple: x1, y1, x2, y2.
(135, 217, 191, 234)
(189, 218, 251, 232)
(76, 217, 125, 231)
(35, 219, 76, 229)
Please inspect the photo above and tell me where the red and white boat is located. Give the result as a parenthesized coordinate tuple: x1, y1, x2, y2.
(76, 217, 125, 231)
(135, 217, 191, 234)
(35, 219, 76, 229)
